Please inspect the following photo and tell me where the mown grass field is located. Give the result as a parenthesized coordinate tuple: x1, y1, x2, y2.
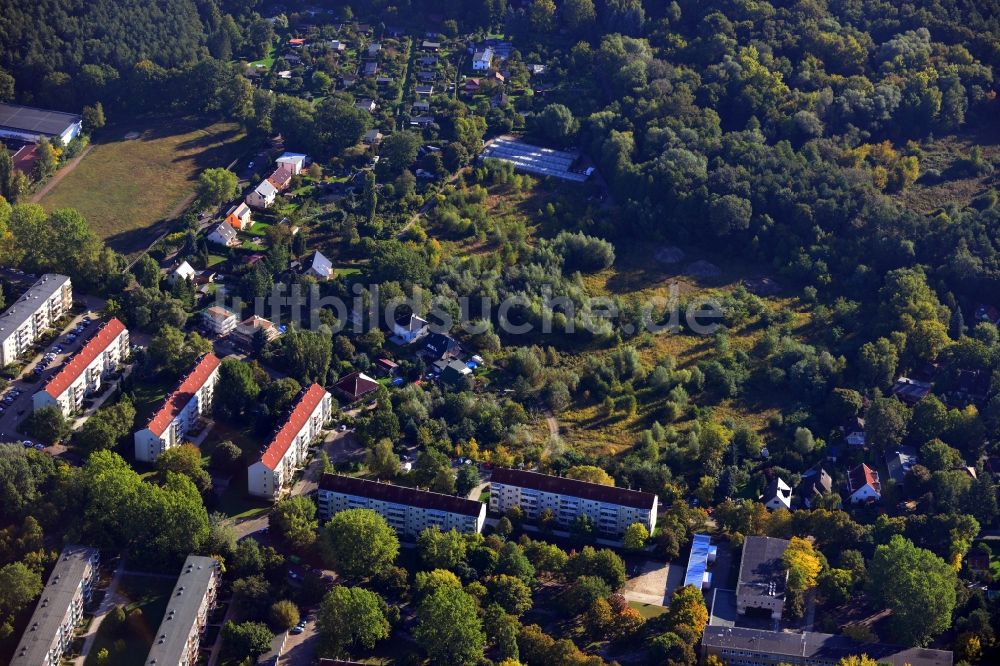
(40, 117, 250, 255)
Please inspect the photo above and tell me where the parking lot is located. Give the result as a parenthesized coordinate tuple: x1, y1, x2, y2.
(0, 307, 102, 445)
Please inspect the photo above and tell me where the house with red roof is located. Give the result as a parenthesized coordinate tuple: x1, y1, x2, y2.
(334, 371, 379, 402)
(134, 354, 221, 462)
(846, 463, 881, 504)
(247, 384, 332, 498)
(32, 318, 129, 417)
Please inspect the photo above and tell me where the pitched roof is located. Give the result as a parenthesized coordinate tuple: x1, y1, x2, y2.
(254, 179, 278, 198)
(310, 250, 332, 276)
(334, 371, 379, 400)
(144, 354, 221, 437)
(762, 476, 791, 503)
(260, 384, 329, 470)
(797, 468, 833, 498)
(227, 202, 251, 219)
(211, 222, 238, 243)
(173, 261, 196, 279)
(395, 312, 428, 332)
(490, 467, 656, 510)
(268, 166, 294, 188)
(320, 473, 485, 516)
(204, 306, 237, 323)
(886, 447, 918, 484)
(423, 332, 457, 358)
(848, 463, 880, 493)
(42, 318, 126, 398)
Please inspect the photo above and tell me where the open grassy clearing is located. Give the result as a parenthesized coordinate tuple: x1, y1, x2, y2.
(40, 117, 251, 255)
(427, 179, 817, 457)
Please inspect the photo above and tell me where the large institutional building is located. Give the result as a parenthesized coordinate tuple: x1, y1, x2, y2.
(701, 626, 953, 666)
(488, 467, 657, 536)
(0, 102, 82, 144)
(134, 353, 221, 463)
(33, 318, 129, 416)
(248, 384, 332, 498)
(0, 274, 72, 366)
(144, 555, 220, 666)
(10, 545, 99, 666)
(736, 536, 790, 620)
(317, 473, 487, 537)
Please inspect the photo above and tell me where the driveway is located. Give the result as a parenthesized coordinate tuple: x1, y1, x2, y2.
(277, 618, 318, 666)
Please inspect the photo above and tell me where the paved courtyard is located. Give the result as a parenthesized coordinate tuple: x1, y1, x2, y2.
(622, 559, 685, 607)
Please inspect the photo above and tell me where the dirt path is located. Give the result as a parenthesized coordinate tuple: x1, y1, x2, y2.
(29, 145, 93, 203)
(543, 408, 560, 459)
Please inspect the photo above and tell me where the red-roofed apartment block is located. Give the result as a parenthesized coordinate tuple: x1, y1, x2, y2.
(134, 354, 221, 462)
(32, 318, 129, 417)
(248, 384, 332, 499)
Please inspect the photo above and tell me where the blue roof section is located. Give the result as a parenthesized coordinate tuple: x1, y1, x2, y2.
(684, 533, 715, 589)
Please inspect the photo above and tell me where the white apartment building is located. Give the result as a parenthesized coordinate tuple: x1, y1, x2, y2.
(317, 473, 487, 537)
(11, 545, 99, 666)
(145, 555, 220, 666)
(202, 306, 238, 336)
(488, 468, 658, 537)
(0, 274, 72, 366)
(248, 384, 332, 498)
(134, 354, 221, 463)
(33, 318, 129, 416)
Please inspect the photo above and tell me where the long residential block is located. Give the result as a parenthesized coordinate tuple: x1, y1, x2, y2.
(317, 473, 487, 537)
(0, 274, 72, 366)
(248, 384, 332, 498)
(11, 545, 99, 666)
(134, 353, 221, 463)
(33, 317, 129, 416)
(701, 626, 953, 666)
(488, 467, 657, 536)
(144, 555, 220, 666)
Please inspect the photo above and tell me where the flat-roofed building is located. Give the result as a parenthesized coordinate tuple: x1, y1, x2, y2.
(318, 473, 487, 537)
(479, 136, 590, 183)
(33, 317, 129, 416)
(248, 384, 332, 498)
(701, 626, 953, 666)
(683, 533, 717, 590)
(0, 102, 82, 144)
(134, 354, 221, 462)
(10, 545, 99, 666)
(144, 555, 220, 666)
(0, 274, 72, 366)
(736, 536, 790, 620)
(489, 467, 657, 537)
